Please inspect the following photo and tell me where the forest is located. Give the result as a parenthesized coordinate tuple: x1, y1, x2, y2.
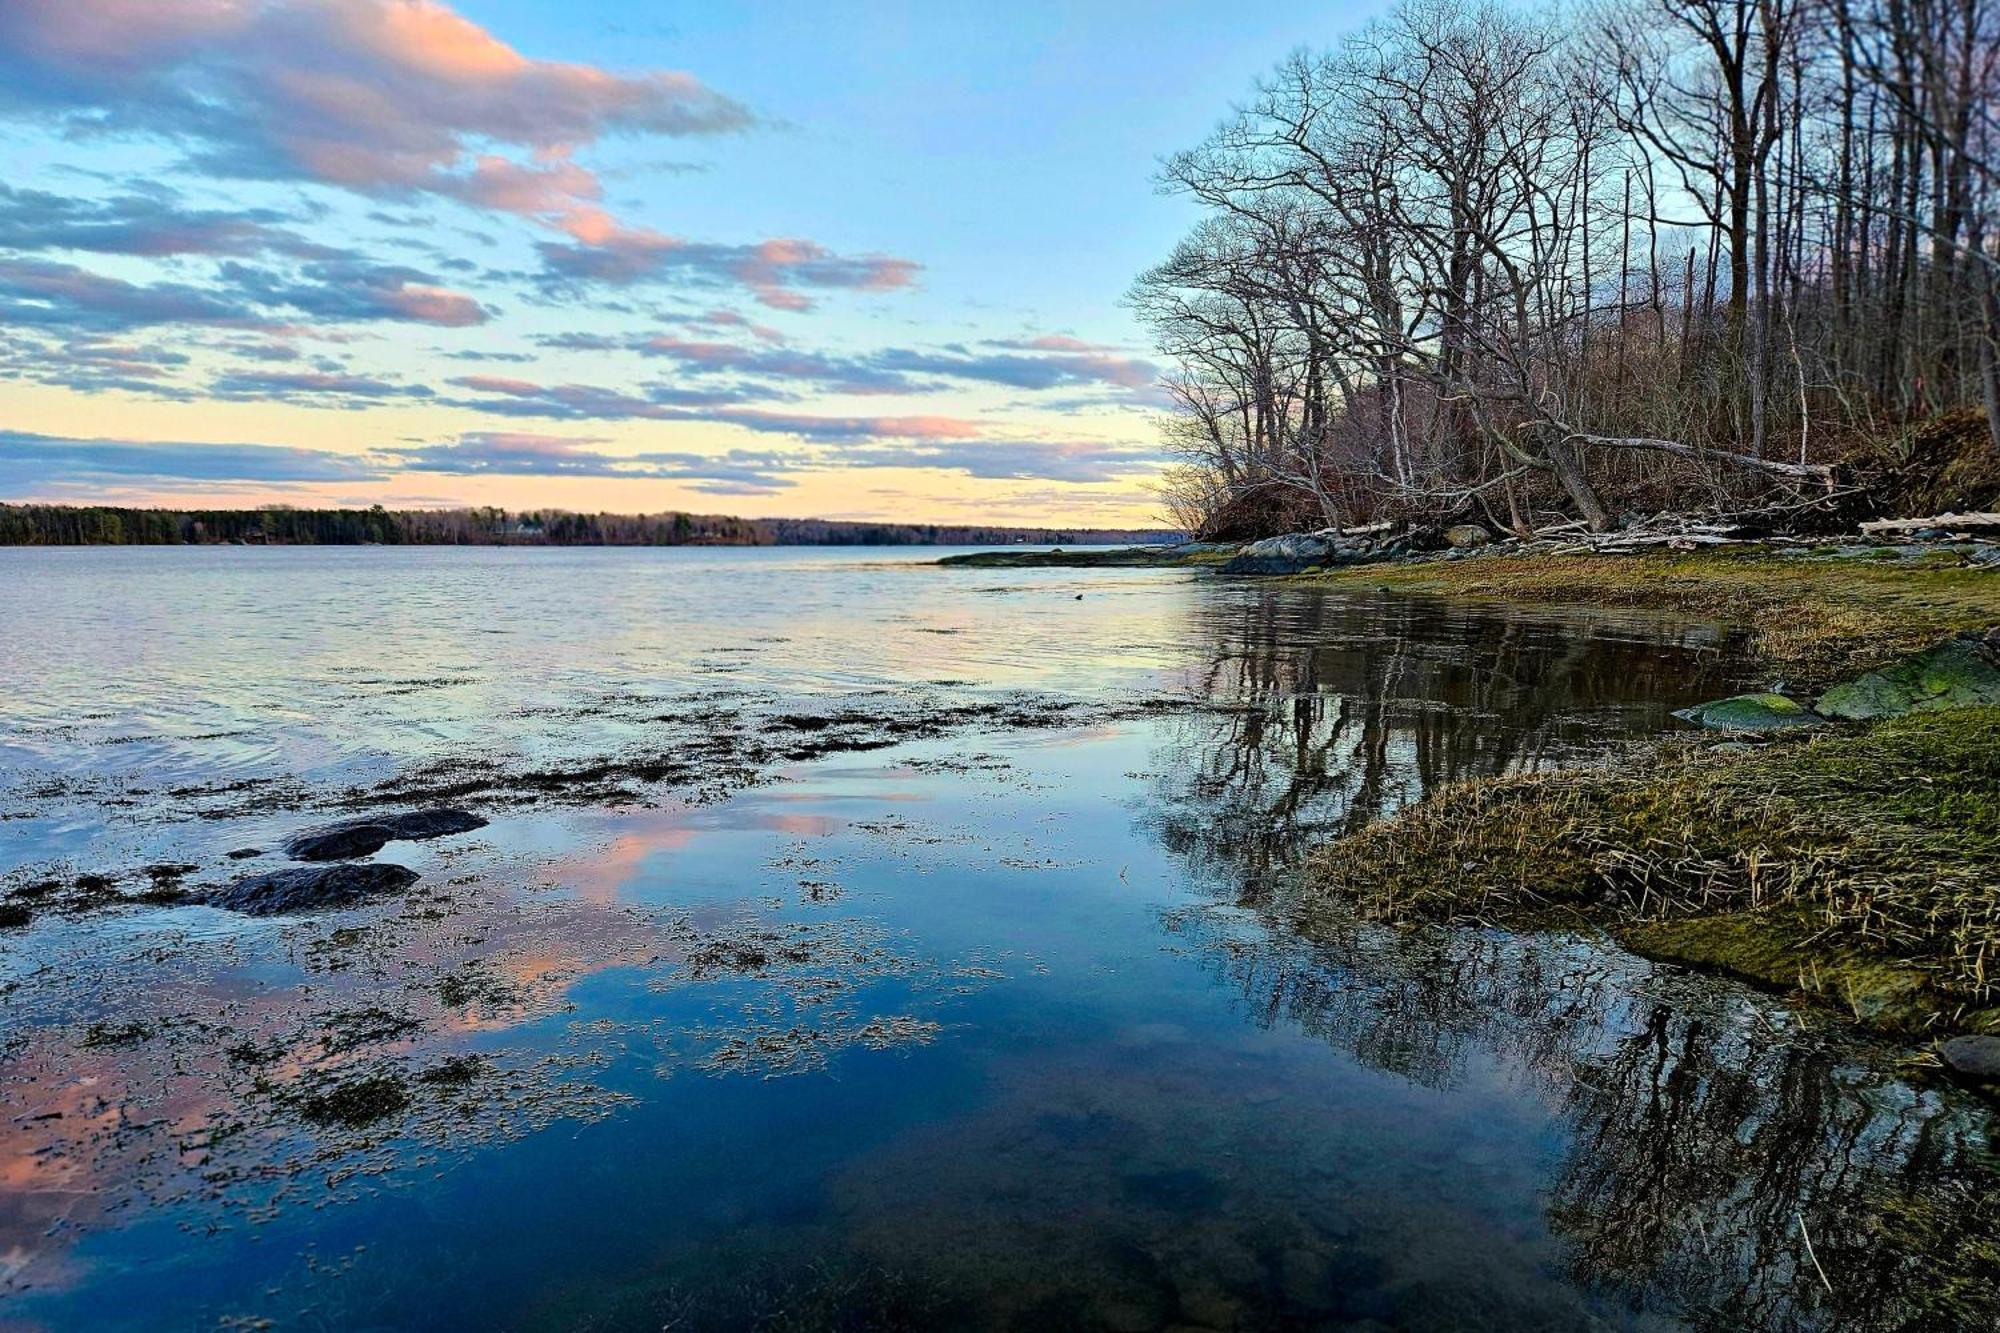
(0, 504, 1164, 548)
(1136, 0, 2000, 537)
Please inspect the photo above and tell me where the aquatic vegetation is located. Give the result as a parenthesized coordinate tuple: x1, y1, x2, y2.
(1303, 707, 2000, 1036)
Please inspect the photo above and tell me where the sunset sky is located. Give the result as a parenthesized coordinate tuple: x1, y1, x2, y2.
(0, 0, 1383, 525)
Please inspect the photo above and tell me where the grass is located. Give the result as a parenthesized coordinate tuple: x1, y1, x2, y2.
(1301, 707, 2000, 1036)
(1306, 546, 1996, 683)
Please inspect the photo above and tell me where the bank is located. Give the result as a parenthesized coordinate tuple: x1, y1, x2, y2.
(1294, 547, 2000, 1076)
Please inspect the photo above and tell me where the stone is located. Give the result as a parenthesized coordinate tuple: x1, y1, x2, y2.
(1815, 638, 2000, 721)
(283, 807, 487, 861)
(206, 863, 419, 916)
(1443, 524, 1492, 548)
(1938, 1034, 2000, 1080)
(1673, 692, 1822, 732)
(1222, 533, 1335, 574)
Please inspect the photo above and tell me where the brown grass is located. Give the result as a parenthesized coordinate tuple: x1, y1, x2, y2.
(1301, 707, 2000, 1035)
(1310, 547, 1998, 683)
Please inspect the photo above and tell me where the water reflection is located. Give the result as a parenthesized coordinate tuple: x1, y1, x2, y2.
(1145, 589, 1749, 900)
(3, 555, 1992, 1333)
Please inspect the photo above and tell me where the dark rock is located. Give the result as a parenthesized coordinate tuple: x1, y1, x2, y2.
(225, 847, 262, 859)
(1673, 692, 1822, 731)
(1938, 1034, 2000, 1081)
(1815, 638, 2000, 721)
(207, 863, 418, 916)
(283, 807, 487, 861)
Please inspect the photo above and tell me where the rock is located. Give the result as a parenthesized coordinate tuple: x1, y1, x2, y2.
(1815, 638, 2000, 721)
(225, 847, 262, 860)
(1222, 533, 1335, 574)
(1673, 692, 1823, 731)
(283, 807, 487, 861)
(1443, 524, 1492, 548)
(207, 863, 419, 916)
(1938, 1034, 2000, 1081)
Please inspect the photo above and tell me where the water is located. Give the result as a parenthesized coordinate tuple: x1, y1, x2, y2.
(1, 547, 1992, 1331)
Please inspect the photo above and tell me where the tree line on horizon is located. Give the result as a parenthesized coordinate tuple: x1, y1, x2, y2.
(0, 503, 1170, 548)
(1137, 0, 2000, 537)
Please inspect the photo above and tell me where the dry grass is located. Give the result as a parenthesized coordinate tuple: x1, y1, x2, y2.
(1310, 547, 1997, 683)
(1302, 707, 2000, 1034)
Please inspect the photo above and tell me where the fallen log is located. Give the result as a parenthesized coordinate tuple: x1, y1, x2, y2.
(1858, 511, 2000, 534)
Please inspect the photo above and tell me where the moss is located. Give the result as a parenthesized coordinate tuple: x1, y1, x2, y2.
(1302, 707, 2000, 1037)
(1618, 912, 1942, 1033)
(1307, 547, 1997, 683)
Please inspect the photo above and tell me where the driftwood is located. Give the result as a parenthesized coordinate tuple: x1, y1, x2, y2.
(1859, 511, 2000, 534)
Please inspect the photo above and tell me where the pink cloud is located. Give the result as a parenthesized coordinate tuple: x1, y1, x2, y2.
(376, 283, 486, 327)
(0, 0, 747, 228)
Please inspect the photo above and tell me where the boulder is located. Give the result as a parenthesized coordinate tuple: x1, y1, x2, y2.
(283, 807, 487, 862)
(1222, 533, 1335, 574)
(207, 863, 418, 916)
(1443, 524, 1492, 549)
(1815, 638, 2000, 721)
(1938, 1034, 2000, 1081)
(1673, 692, 1823, 731)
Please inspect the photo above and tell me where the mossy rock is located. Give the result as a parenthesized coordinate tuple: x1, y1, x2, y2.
(1816, 638, 2000, 721)
(1673, 692, 1822, 731)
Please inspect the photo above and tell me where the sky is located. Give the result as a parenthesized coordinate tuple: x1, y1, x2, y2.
(0, 0, 1387, 525)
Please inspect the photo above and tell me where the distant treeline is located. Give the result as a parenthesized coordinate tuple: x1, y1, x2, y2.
(0, 504, 1175, 548)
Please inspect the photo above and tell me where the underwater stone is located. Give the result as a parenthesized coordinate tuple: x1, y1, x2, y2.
(208, 863, 419, 916)
(1673, 692, 1822, 731)
(284, 808, 488, 861)
(1938, 1034, 2000, 1081)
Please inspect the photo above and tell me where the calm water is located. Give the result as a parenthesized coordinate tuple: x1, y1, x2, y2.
(1, 547, 1993, 1331)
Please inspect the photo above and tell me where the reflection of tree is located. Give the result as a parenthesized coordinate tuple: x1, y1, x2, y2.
(1141, 587, 1743, 903)
(1160, 908, 2000, 1332)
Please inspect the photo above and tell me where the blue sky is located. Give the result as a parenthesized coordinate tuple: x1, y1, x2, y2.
(0, 0, 1386, 523)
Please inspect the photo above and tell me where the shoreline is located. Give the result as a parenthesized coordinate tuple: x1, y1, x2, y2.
(950, 539, 2000, 1075)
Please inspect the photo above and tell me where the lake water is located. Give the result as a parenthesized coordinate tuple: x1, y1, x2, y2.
(1, 546, 1993, 1331)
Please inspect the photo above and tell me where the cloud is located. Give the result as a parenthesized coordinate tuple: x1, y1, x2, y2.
(0, 183, 334, 258)
(442, 374, 986, 442)
(219, 259, 490, 326)
(0, 428, 382, 492)
(846, 440, 1164, 483)
(0, 257, 254, 330)
(0, 0, 749, 229)
(607, 333, 1161, 398)
(537, 232, 919, 311)
(209, 368, 436, 403)
(389, 431, 800, 493)
(0, 2, 916, 316)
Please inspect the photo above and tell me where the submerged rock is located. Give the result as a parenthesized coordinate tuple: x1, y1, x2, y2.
(283, 807, 487, 861)
(1938, 1034, 2000, 1081)
(207, 863, 419, 916)
(1673, 692, 1822, 731)
(1815, 637, 2000, 721)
